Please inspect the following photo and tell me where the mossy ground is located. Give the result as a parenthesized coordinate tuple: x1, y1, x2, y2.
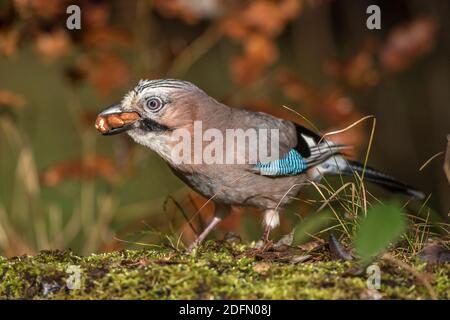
(0, 241, 448, 299)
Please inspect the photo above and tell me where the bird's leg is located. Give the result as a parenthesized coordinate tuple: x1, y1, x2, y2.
(256, 209, 280, 250)
(187, 216, 222, 252)
(261, 225, 272, 243)
(255, 225, 273, 251)
(187, 203, 230, 252)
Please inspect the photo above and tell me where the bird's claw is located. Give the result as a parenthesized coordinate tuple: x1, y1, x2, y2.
(186, 240, 200, 253)
(255, 239, 274, 252)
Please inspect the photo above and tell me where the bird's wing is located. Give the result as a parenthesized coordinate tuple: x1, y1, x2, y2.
(252, 120, 349, 176)
(227, 109, 297, 161)
(224, 108, 349, 176)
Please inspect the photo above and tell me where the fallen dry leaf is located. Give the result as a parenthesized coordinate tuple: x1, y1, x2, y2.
(360, 288, 383, 300)
(298, 240, 325, 251)
(252, 261, 271, 274)
(418, 243, 450, 264)
(223, 232, 241, 245)
(328, 234, 354, 261)
(273, 231, 294, 251)
(289, 255, 312, 264)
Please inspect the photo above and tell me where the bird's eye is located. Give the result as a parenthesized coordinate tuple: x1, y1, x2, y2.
(145, 97, 163, 112)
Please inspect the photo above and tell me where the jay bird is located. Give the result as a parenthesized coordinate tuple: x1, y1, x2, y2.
(96, 79, 424, 250)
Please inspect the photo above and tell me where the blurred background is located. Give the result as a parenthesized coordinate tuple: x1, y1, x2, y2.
(0, 0, 448, 257)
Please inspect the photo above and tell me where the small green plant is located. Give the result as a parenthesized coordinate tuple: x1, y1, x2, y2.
(292, 211, 333, 245)
(353, 202, 407, 266)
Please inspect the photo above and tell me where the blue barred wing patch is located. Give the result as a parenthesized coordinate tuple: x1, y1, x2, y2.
(255, 149, 307, 176)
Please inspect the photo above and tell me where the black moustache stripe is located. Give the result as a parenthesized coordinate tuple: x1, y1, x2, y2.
(141, 118, 170, 132)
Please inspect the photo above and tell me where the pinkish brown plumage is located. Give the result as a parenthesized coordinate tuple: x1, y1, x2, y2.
(96, 79, 424, 251)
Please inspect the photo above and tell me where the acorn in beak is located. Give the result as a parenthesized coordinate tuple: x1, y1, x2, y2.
(95, 104, 140, 135)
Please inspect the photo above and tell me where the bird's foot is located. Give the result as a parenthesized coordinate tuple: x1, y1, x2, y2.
(186, 238, 202, 253)
(254, 225, 273, 251)
(255, 239, 274, 252)
(185, 216, 222, 253)
(186, 243, 197, 253)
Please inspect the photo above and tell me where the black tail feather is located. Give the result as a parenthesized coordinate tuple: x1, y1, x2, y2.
(343, 160, 425, 200)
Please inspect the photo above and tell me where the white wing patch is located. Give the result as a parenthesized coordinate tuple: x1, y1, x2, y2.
(301, 133, 317, 148)
(309, 155, 349, 181)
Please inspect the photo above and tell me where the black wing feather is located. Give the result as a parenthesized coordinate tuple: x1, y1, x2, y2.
(294, 124, 322, 158)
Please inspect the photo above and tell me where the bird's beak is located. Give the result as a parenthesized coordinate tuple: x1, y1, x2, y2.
(95, 103, 140, 135)
(98, 103, 123, 117)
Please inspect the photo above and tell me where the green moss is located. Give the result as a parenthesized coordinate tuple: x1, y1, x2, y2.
(0, 242, 448, 299)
